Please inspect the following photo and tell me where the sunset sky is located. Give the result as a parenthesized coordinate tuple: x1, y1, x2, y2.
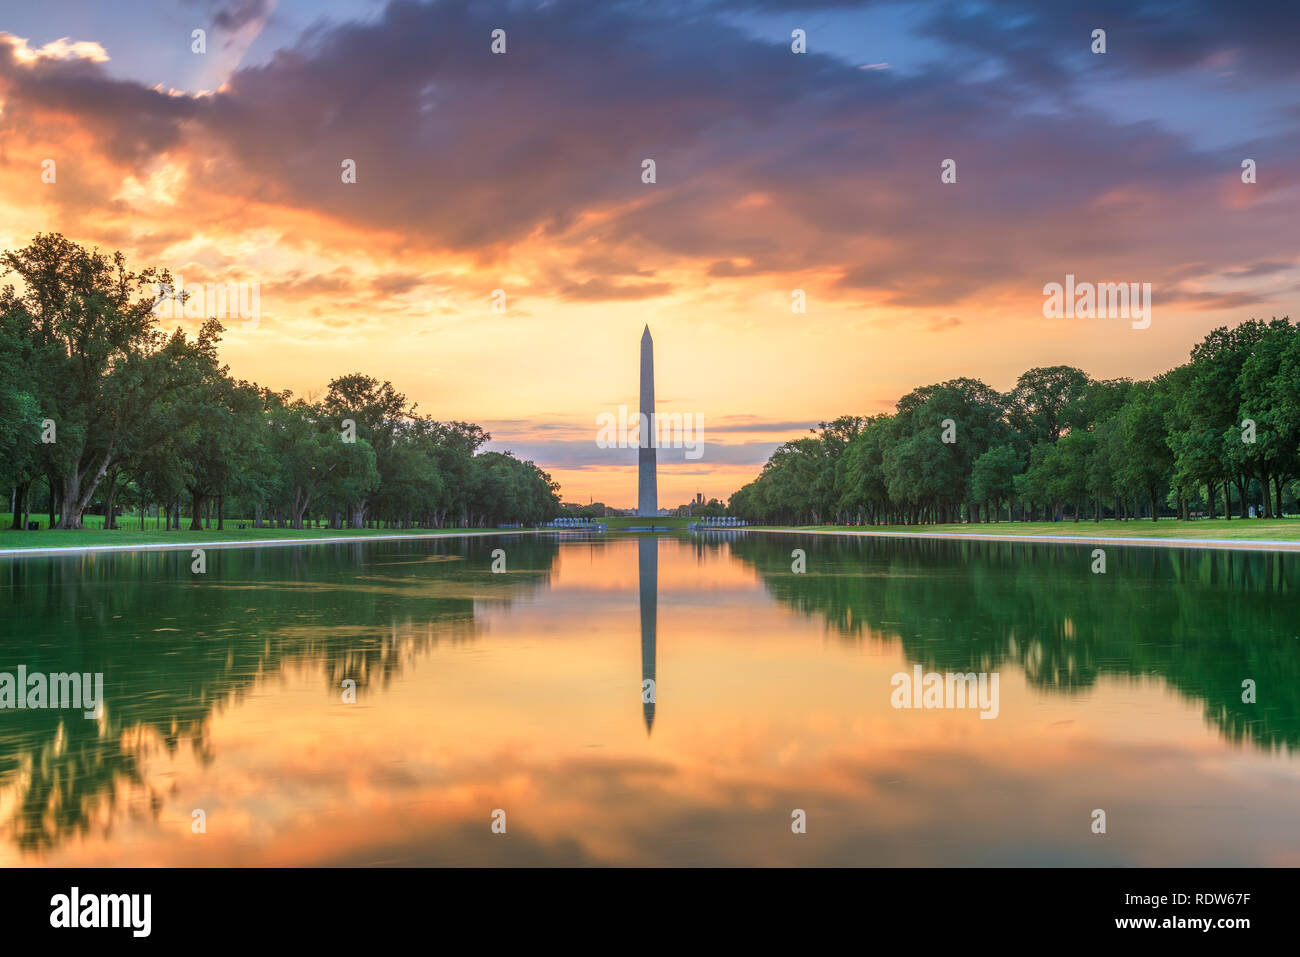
(1, 0, 1296, 507)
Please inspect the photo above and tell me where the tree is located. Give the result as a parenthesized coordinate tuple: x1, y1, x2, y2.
(836, 416, 891, 523)
(1009, 366, 1089, 448)
(970, 444, 1022, 522)
(0, 234, 217, 527)
(886, 378, 1009, 522)
(1015, 442, 1058, 521)
(1052, 429, 1096, 521)
(0, 317, 41, 527)
(1112, 380, 1175, 520)
(267, 400, 335, 529)
(1176, 321, 1269, 519)
(321, 374, 409, 527)
(1238, 318, 1299, 517)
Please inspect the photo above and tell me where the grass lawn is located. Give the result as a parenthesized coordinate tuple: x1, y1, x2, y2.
(600, 515, 695, 530)
(0, 515, 523, 552)
(761, 518, 1300, 542)
(13, 513, 1292, 552)
(0, 512, 706, 552)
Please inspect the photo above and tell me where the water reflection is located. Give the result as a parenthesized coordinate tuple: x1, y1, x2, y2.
(725, 534, 1300, 752)
(1, 532, 1297, 866)
(639, 536, 656, 734)
(0, 536, 558, 854)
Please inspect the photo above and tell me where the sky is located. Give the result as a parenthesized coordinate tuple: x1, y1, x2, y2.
(1, 0, 1297, 508)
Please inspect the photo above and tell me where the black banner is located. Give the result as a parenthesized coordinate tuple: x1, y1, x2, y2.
(0, 866, 1277, 943)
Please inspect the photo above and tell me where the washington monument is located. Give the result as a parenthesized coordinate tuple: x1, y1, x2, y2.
(638, 325, 658, 517)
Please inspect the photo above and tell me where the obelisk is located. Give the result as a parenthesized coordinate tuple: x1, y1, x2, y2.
(637, 325, 658, 517)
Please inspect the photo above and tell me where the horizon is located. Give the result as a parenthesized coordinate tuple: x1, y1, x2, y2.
(1, 0, 1296, 506)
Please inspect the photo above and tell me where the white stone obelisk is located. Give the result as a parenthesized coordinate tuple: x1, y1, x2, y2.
(637, 325, 658, 517)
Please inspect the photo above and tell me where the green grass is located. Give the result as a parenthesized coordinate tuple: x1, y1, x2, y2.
(761, 518, 1300, 541)
(0, 511, 709, 552)
(600, 515, 694, 530)
(0, 515, 517, 552)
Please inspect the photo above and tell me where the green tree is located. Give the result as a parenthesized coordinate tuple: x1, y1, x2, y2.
(322, 374, 410, 527)
(1112, 379, 1175, 520)
(970, 444, 1022, 522)
(1008, 366, 1090, 448)
(0, 234, 217, 527)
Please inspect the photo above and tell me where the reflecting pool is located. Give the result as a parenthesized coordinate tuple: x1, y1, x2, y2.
(1, 532, 1297, 865)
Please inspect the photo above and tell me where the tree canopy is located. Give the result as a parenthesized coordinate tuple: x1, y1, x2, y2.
(731, 319, 1300, 525)
(1, 235, 562, 531)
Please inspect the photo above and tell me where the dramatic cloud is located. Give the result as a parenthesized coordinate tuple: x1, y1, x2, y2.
(3, 1, 1298, 304)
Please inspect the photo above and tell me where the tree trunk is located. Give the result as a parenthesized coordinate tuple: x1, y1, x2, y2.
(56, 446, 114, 529)
(47, 474, 59, 529)
(291, 486, 313, 530)
(103, 474, 119, 529)
(189, 491, 205, 531)
(10, 479, 32, 530)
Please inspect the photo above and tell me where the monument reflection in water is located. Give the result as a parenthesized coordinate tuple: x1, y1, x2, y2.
(639, 535, 657, 734)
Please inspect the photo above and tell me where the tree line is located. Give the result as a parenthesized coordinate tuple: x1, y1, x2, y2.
(0, 234, 563, 531)
(729, 318, 1300, 525)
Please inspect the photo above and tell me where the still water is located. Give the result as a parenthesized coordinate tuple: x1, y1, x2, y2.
(1, 532, 1297, 866)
